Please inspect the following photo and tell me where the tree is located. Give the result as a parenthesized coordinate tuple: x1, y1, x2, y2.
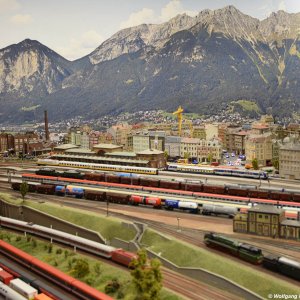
(163, 150, 169, 160)
(207, 153, 213, 164)
(183, 152, 190, 160)
(252, 158, 259, 170)
(20, 182, 29, 202)
(272, 158, 279, 170)
(130, 249, 162, 300)
(72, 259, 90, 278)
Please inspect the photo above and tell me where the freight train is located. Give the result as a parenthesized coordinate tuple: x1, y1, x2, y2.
(33, 168, 300, 202)
(12, 181, 242, 217)
(20, 173, 300, 216)
(0, 257, 65, 300)
(0, 238, 114, 300)
(204, 233, 300, 281)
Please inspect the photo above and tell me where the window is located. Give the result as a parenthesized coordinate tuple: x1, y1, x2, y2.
(258, 214, 262, 219)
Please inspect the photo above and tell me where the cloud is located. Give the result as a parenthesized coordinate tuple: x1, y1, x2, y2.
(120, 8, 156, 29)
(56, 30, 103, 61)
(10, 14, 33, 25)
(120, 0, 198, 29)
(159, 0, 197, 22)
(278, 0, 286, 11)
(0, 0, 20, 13)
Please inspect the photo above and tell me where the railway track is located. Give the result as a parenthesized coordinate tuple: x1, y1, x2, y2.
(162, 268, 241, 300)
(0, 186, 245, 299)
(2, 184, 300, 292)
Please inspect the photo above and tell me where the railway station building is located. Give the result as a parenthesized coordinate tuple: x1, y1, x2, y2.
(234, 205, 300, 240)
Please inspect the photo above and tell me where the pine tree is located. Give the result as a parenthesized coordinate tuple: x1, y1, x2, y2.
(130, 249, 162, 300)
(20, 182, 29, 202)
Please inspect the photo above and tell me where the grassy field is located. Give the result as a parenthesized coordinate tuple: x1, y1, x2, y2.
(0, 193, 136, 242)
(232, 100, 261, 113)
(141, 229, 300, 298)
(0, 231, 182, 300)
(26, 201, 136, 242)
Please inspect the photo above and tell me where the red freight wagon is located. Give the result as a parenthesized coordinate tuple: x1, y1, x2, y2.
(0, 270, 13, 284)
(34, 293, 54, 300)
(111, 250, 137, 267)
(130, 195, 144, 205)
(145, 197, 161, 207)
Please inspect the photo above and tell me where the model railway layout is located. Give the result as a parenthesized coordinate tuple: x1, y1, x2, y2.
(0, 237, 114, 300)
(35, 167, 300, 202)
(18, 173, 300, 218)
(1, 216, 299, 288)
(37, 159, 269, 180)
(204, 233, 300, 281)
(0, 217, 136, 268)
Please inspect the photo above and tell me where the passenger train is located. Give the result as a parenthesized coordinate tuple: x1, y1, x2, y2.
(167, 163, 269, 179)
(37, 159, 158, 175)
(37, 159, 269, 179)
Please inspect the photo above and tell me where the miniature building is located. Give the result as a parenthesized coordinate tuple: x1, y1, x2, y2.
(234, 205, 300, 240)
(233, 213, 248, 233)
(136, 149, 166, 168)
(279, 143, 300, 180)
(92, 143, 123, 155)
(53, 144, 79, 154)
(280, 219, 300, 240)
(247, 205, 284, 237)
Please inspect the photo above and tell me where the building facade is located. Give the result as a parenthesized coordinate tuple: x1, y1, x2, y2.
(180, 138, 201, 159)
(279, 143, 300, 180)
(245, 133, 272, 166)
(165, 136, 181, 158)
(234, 205, 300, 240)
(197, 139, 222, 163)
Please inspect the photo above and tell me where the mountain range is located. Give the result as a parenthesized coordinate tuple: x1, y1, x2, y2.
(1, 5, 300, 124)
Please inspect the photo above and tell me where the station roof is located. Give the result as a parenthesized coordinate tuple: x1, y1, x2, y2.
(93, 143, 122, 149)
(105, 151, 136, 157)
(65, 148, 96, 154)
(54, 144, 79, 150)
(137, 149, 164, 155)
(248, 204, 284, 214)
(51, 154, 149, 164)
(281, 219, 300, 227)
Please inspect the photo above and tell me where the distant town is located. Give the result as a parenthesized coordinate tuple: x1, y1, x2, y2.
(0, 108, 300, 180)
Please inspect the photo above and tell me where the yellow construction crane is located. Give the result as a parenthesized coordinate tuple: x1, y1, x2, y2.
(173, 106, 184, 136)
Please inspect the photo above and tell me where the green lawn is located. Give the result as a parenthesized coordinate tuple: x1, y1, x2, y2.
(0, 231, 182, 300)
(26, 201, 136, 242)
(0, 193, 136, 242)
(141, 229, 300, 298)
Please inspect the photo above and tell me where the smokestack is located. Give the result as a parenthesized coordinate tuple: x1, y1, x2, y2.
(44, 110, 49, 141)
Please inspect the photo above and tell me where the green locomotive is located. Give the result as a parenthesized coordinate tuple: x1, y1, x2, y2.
(204, 232, 263, 264)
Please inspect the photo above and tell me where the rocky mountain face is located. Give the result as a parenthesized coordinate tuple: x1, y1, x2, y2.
(1, 6, 300, 123)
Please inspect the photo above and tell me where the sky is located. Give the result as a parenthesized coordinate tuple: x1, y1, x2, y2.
(1, 0, 300, 61)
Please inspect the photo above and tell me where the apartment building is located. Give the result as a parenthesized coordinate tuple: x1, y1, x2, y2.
(245, 133, 273, 166)
(197, 139, 222, 163)
(107, 123, 132, 147)
(165, 136, 181, 158)
(279, 143, 300, 180)
(14, 132, 40, 154)
(180, 138, 201, 159)
(0, 133, 14, 153)
(192, 126, 206, 140)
